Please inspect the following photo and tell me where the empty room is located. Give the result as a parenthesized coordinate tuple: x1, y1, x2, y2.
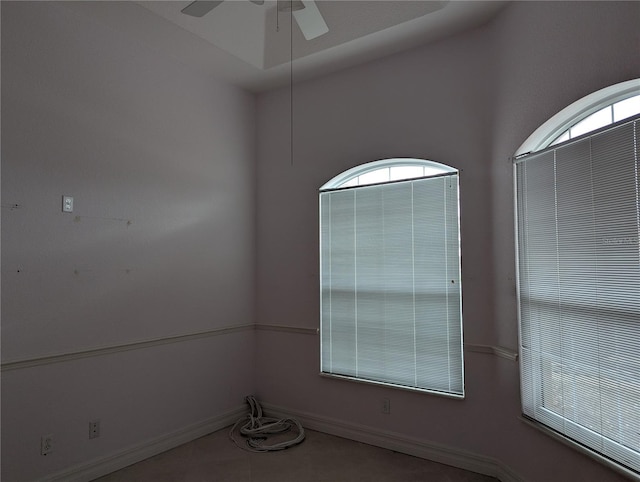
(2, 1, 639, 481)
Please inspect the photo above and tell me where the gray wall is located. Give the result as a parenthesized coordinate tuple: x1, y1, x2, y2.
(255, 2, 640, 481)
(2, 1, 640, 481)
(1, 2, 256, 480)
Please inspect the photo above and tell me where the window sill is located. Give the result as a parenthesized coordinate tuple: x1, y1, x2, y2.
(319, 372, 465, 399)
(519, 415, 639, 481)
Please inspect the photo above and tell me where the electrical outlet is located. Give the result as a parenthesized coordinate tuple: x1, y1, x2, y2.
(41, 434, 53, 455)
(89, 420, 100, 439)
(62, 195, 74, 213)
(382, 398, 391, 414)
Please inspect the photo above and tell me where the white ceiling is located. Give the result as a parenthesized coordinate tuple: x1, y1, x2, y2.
(65, 1, 508, 92)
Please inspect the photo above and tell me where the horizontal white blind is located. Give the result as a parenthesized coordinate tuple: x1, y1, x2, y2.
(516, 117, 640, 473)
(320, 175, 463, 396)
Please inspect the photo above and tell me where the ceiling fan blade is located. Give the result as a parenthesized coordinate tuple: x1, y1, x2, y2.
(181, 1, 224, 17)
(249, 0, 265, 4)
(293, 0, 328, 41)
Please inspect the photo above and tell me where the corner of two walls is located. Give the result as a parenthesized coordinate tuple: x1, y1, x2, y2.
(255, 2, 640, 482)
(1, 2, 256, 481)
(254, 5, 506, 472)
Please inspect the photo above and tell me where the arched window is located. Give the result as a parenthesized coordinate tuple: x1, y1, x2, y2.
(514, 79, 640, 476)
(321, 158, 456, 189)
(319, 158, 464, 397)
(516, 78, 640, 155)
(548, 93, 640, 147)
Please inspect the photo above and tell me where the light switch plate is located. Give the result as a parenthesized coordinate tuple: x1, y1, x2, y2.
(62, 196, 73, 213)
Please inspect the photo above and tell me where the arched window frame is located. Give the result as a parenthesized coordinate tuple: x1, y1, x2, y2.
(321, 158, 457, 190)
(516, 78, 640, 156)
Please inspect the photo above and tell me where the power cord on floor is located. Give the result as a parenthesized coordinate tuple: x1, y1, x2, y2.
(229, 396, 305, 452)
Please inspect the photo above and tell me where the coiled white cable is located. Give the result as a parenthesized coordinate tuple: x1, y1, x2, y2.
(229, 396, 305, 452)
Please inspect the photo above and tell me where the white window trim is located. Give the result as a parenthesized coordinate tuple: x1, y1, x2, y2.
(516, 78, 640, 156)
(321, 158, 457, 190)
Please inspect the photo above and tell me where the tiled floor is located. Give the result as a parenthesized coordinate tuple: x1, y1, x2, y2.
(95, 426, 499, 481)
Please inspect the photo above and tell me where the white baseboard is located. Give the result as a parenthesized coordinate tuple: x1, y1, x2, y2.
(41, 405, 247, 482)
(37, 402, 524, 482)
(261, 402, 524, 482)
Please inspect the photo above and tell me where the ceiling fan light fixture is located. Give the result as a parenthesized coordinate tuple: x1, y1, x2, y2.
(278, 0, 305, 13)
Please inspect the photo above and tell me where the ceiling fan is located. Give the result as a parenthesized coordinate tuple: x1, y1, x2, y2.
(181, 0, 329, 40)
